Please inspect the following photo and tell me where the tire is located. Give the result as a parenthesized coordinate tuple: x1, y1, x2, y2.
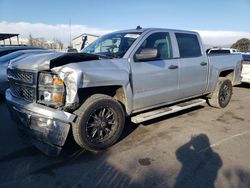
(72, 94, 125, 151)
(207, 77, 233, 108)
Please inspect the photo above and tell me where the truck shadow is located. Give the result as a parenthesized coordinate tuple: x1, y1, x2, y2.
(115, 105, 205, 147)
(32, 134, 223, 188)
(0, 101, 228, 188)
(0, 102, 220, 188)
(118, 118, 139, 142)
(28, 150, 169, 187)
(0, 105, 205, 164)
(0, 146, 41, 164)
(140, 105, 204, 126)
(0, 133, 225, 188)
(0, 94, 5, 103)
(235, 83, 250, 89)
(116, 106, 204, 145)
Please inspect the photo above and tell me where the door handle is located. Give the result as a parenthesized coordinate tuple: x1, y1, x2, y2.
(168, 65, 178, 69)
(200, 62, 207, 66)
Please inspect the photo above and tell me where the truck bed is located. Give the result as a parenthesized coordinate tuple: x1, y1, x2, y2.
(207, 54, 242, 86)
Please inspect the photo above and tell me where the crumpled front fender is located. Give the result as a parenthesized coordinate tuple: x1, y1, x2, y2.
(51, 59, 131, 109)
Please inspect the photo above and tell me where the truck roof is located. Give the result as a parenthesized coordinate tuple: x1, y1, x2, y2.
(111, 28, 199, 35)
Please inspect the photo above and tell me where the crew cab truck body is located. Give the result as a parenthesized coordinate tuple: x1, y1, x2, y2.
(6, 28, 242, 155)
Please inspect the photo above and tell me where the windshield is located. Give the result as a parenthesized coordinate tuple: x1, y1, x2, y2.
(81, 32, 141, 58)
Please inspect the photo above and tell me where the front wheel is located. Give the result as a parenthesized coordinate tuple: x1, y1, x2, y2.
(72, 94, 125, 151)
(207, 78, 233, 108)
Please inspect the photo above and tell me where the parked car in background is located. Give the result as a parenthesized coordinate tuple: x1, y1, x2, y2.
(6, 28, 242, 155)
(242, 53, 250, 61)
(0, 49, 51, 94)
(241, 53, 250, 84)
(207, 48, 240, 55)
(0, 46, 44, 57)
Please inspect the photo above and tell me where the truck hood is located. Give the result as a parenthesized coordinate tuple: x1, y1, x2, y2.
(9, 52, 100, 71)
(9, 52, 130, 108)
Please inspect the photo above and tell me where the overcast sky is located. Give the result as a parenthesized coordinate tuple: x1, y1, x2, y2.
(0, 0, 250, 46)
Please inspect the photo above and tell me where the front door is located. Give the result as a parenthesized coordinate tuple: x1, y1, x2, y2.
(130, 32, 179, 111)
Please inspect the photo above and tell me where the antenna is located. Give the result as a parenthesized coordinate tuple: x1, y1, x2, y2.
(69, 17, 72, 47)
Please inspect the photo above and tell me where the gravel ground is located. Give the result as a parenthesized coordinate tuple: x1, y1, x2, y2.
(0, 84, 250, 188)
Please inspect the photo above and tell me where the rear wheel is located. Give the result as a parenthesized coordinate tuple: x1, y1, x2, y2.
(72, 94, 125, 151)
(207, 77, 232, 108)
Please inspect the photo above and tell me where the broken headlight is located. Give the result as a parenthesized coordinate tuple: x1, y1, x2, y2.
(38, 72, 65, 107)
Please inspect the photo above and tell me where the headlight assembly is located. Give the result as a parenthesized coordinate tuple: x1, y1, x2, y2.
(38, 72, 65, 107)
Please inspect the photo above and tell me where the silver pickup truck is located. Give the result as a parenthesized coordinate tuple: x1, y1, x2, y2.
(6, 28, 242, 155)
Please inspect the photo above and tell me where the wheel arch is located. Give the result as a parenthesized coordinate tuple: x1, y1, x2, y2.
(77, 85, 133, 115)
(219, 69, 234, 82)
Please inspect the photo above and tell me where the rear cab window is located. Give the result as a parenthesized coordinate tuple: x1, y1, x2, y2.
(175, 33, 202, 58)
(209, 50, 230, 54)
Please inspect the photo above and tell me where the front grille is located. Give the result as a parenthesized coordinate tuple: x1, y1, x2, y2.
(10, 85, 35, 101)
(7, 68, 37, 102)
(7, 69, 34, 84)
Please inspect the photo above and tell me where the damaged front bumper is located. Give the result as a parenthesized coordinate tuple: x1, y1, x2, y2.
(5, 89, 76, 156)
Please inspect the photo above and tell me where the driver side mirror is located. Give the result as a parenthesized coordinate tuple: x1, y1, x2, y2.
(135, 48, 158, 62)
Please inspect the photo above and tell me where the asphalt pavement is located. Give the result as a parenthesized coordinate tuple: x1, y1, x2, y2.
(0, 84, 250, 188)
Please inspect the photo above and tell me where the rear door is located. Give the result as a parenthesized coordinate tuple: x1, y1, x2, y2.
(175, 33, 208, 98)
(130, 31, 179, 111)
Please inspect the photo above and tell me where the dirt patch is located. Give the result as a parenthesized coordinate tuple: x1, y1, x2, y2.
(187, 111, 199, 117)
(236, 106, 245, 110)
(232, 115, 245, 121)
(157, 126, 181, 139)
(138, 158, 153, 166)
(222, 126, 231, 133)
(217, 111, 245, 123)
(231, 99, 240, 102)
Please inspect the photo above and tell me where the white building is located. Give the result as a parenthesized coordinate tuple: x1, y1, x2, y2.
(72, 33, 99, 52)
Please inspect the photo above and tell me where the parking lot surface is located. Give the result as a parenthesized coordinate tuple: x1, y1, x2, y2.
(0, 84, 250, 188)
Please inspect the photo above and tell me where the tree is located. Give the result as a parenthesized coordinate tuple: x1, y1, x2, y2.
(27, 34, 64, 50)
(28, 33, 34, 46)
(231, 38, 250, 52)
(58, 40, 64, 50)
(54, 38, 64, 50)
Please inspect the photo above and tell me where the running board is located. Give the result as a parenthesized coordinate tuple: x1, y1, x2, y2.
(131, 99, 206, 124)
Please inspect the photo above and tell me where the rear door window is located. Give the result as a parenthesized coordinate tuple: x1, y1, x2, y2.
(175, 33, 202, 58)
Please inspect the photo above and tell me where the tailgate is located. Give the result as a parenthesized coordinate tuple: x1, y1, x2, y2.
(242, 61, 250, 75)
(241, 61, 250, 83)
